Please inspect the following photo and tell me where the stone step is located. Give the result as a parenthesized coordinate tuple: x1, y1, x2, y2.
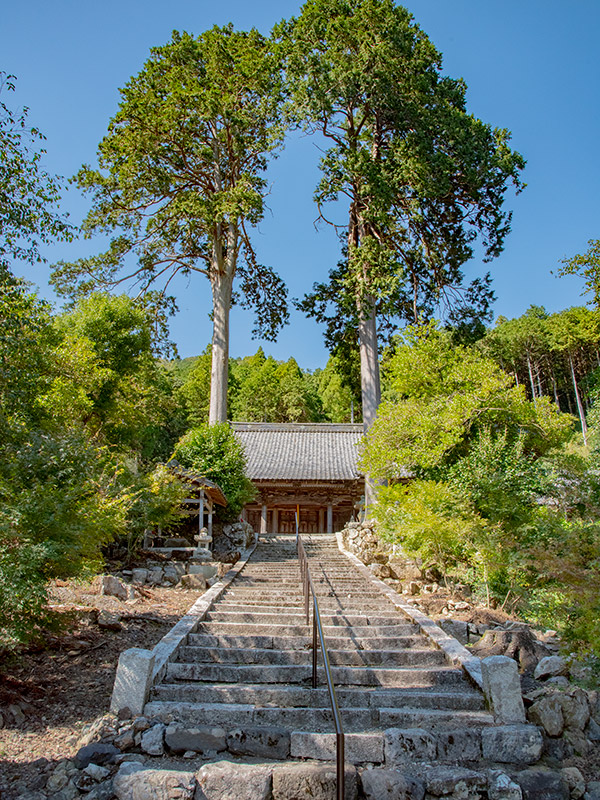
(144, 700, 493, 732)
(195, 621, 418, 637)
(203, 610, 411, 627)
(177, 643, 438, 666)
(166, 662, 465, 688)
(151, 683, 484, 710)
(214, 602, 403, 616)
(186, 632, 430, 651)
(176, 645, 444, 667)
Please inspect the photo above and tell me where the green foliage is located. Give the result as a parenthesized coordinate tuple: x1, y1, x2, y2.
(283, 0, 523, 412)
(173, 423, 256, 520)
(559, 239, 600, 308)
(364, 323, 600, 655)
(0, 73, 71, 270)
(361, 324, 571, 480)
(375, 481, 485, 574)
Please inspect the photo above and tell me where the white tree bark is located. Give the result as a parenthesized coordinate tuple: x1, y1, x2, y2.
(208, 221, 237, 425)
(358, 291, 381, 431)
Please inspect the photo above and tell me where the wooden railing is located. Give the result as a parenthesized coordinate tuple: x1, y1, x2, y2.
(296, 527, 345, 800)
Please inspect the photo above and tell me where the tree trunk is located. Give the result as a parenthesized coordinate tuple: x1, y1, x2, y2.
(208, 222, 237, 424)
(358, 291, 381, 431)
(569, 353, 588, 446)
(526, 352, 537, 403)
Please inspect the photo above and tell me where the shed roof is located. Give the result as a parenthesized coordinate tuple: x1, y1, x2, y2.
(166, 461, 228, 506)
(232, 422, 364, 482)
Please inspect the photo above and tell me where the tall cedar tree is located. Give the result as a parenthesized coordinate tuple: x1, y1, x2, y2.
(279, 0, 525, 427)
(51, 28, 288, 423)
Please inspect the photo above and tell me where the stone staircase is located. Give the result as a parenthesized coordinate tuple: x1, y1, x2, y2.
(144, 533, 497, 765)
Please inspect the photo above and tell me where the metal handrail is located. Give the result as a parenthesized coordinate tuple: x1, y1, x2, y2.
(296, 524, 345, 800)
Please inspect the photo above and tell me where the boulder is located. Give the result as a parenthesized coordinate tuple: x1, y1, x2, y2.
(140, 724, 165, 756)
(360, 769, 425, 800)
(100, 575, 128, 600)
(560, 768, 585, 800)
(131, 569, 148, 586)
(75, 743, 120, 769)
(488, 770, 523, 800)
(272, 763, 357, 800)
(113, 763, 195, 800)
(513, 768, 568, 800)
(534, 656, 568, 681)
(178, 574, 207, 591)
(528, 695, 564, 737)
(557, 689, 589, 731)
(196, 761, 272, 800)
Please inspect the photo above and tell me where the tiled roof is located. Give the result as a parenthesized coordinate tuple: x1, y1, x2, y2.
(232, 423, 364, 482)
(166, 460, 228, 506)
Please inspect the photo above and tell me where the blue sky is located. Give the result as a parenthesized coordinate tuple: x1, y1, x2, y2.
(3, 1, 599, 368)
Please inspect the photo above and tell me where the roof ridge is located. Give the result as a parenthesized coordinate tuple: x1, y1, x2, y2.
(230, 422, 363, 433)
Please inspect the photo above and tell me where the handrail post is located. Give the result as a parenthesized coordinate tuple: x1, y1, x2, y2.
(312, 595, 318, 689)
(336, 732, 345, 800)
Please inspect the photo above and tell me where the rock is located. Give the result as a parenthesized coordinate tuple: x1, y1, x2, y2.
(436, 729, 482, 762)
(585, 782, 600, 800)
(9, 703, 26, 725)
(178, 574, 207, 590)
(272, 763, 357, 800)
(586, 716, 600, 741)
(97, 609, 123, 630)
(75, 743, 120, 769)
(481, 655, 526, 724)
(385, 728, 437, 764)
(370, 563, 394, 579)
(560, 768, 585, 799)
(87, 780, 115, 800)
(114, 727, 136, 750)
(100, 575, 128, 600)
(546, 676, 570, 688)
(131, 568, 148, 585)
(528, 695, 564, 737)
(409, 581, 421, 595)
(147, 567, 164, 585)
(424, 766, 487, 796)
(534, 656, 568, 681)
(558, 689, 589, 731)
(360, 769, 425, 800)
(562, 729, 590, 756)
(84, 764, 111, 782)
(140, 723, 165, 756)
(196, 761, 272, 800)
(481, 725, 543, 764)
(453, 601, 471, 611)
(440, 620, 469, 645)
(488, 770, 523, 800)
(513, 768, 569, 800)
(227, 727, 290, 759)
(164, 723, 226, 754)
(46, 772, 70, 793)
(113, 763, 195, 800)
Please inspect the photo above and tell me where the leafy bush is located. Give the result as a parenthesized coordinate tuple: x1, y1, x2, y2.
(173, 423, 255, 520)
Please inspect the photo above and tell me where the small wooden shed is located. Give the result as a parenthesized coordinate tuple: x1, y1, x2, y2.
(166, 460, 227, 542)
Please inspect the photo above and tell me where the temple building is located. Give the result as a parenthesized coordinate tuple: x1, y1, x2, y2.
(232, 422, 365, 534)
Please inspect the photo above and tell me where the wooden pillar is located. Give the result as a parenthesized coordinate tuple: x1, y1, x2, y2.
(208, 498, 213, 540)
(241, 508, 247, 523)
(327, 503, 333, 534)
(272, 508, 279, 535)
(199, 491, 205, 536)
(318, 508, 325, 533)
(261, 504, 268, 535)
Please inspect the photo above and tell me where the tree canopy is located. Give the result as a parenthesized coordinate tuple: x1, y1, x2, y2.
(280, 0, 525, 427)
(50, 27, 289, 423)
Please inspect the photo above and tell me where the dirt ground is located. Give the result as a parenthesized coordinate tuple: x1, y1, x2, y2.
(0, 578, 202, 797)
